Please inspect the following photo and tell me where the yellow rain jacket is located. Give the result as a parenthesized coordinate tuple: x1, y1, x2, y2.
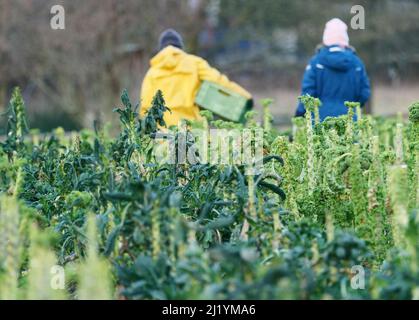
(140, 46, 251, 127)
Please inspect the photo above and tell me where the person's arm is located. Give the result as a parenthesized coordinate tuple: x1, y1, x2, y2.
(296, 60, 317, 117)
(139, 71, 154, 118)
(358, 63, 371, 106)
(196, 58, 252, 99)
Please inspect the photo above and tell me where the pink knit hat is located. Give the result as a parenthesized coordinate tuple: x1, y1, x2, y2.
(322, 18, 349, 47)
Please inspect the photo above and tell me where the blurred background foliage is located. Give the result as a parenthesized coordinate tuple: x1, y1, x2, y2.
(0, 0, 418, 132)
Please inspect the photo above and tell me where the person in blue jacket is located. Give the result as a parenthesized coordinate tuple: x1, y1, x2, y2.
(295, 18, 371, 121)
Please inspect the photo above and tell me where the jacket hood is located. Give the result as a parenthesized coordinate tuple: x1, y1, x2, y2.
(318, 46, 354, 71)
(150, 45, 184, 71)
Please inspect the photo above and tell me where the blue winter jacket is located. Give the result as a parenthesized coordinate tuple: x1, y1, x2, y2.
(296, 45, 370, 121)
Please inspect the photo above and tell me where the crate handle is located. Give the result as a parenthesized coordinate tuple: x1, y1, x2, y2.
(217, 88, 231, 97)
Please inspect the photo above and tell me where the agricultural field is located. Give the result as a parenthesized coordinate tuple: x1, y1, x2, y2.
(250, 84, 419, 127)
(0, 87, 418, 300)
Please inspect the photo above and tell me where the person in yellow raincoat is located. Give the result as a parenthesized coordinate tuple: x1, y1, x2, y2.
(140, 29, 252, 127)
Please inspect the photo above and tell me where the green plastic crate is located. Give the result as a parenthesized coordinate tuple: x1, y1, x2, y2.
(195, 81, 251, 123)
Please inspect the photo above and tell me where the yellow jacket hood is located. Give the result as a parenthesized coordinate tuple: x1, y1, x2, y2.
(149, 46, 193, 77)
